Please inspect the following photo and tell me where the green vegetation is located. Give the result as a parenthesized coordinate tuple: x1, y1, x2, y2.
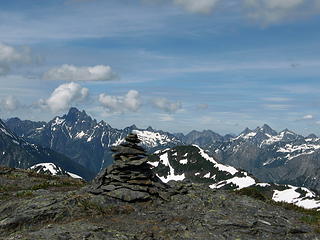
(16, 190, 34, 198)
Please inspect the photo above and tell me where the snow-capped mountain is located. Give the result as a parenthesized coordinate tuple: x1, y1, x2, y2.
(148, 145, 320, 210)
(29, 163, 82, 179)
(0, 119, 93, 180)
(149, 145, 257, 190)
(6, 108, 320, 191)
(196, 125, 320, 192)
(6, 108, 183, 176)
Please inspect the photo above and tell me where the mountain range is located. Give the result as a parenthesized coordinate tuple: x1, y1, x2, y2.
(3, 107, 320, 193)
(0, 118, 94, 180)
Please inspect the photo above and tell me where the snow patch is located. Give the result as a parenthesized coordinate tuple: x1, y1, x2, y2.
(209, 174, 256, 190)
(157, 152, 185, 183)
(67, 172, 82, 179)
(30, 163, 60, 175)
(179, 159, 188, 164)
(272, 185, 320, 210)
(195, 145, 238, 175)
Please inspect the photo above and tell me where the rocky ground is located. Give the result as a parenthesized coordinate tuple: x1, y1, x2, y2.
(1, 134, 320, 240)
(0, 165, 320, 240)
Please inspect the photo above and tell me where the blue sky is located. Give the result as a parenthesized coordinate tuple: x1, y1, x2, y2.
(1, 0, 320, 135)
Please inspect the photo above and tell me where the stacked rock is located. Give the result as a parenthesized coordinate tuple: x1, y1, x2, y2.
(89, 133, 171, 202)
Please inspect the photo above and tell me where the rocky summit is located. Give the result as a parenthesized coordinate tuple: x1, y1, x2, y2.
(1, 134, 320, 239)
(88, 134, 178, 202)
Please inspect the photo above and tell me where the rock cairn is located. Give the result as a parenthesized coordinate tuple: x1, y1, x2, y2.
(89, 133, 172, 202)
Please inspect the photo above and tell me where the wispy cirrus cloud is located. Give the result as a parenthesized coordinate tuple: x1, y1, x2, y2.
(263, 104, 292, 110)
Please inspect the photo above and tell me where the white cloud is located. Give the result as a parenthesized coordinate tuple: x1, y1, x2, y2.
(99, 90, 141, 113)
(263, 104, 291, 110)
(302, 114, 314, 120)
(0, 96, 20, 111)
(152, 97, 182, 113)
(44, 64, 118, 81)
(0, 42, 35, 75)
(40, 82, 89, 113)
(158, 0, 320, 24)
(243, 0, 315, 24)
(173, 0, 220, 14)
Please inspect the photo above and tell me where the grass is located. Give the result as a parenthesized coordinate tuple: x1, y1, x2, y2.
(235, 187, 267, 201)
(16, 190, 34, 198)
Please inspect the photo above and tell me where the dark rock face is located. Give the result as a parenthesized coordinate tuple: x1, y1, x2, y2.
(89, 134, 176, 202)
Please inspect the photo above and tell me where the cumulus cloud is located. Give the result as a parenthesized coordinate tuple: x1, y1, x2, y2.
(0, 42, 35, 75)
(40, 82, 89, 113)
(98, 90, 141, 113)
(44, 64, 118, 81)
(152, 97, 182, 113)
(0, 96, 21, 111)
(173, 0, 220, 14)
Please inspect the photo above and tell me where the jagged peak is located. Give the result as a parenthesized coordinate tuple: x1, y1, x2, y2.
(280, 128, 296, 135)
(129, 124, 137, 129)
(240, 127, 253, 135)
(254, 124, 277, 136)
(63, 107, 93, 123)
(146, 126, 154, 131)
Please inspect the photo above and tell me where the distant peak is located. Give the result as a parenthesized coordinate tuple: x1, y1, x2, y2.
(64, 107, 92, 123)
(280, 128, 296, 135)
(130, 124, 137, 129)
(307, 133, 317, 139)
(255, 124, 277, 135)
(241, 127, 252, 135)
(146, 126, 154, 131)
(262, 124, 272, 130)
(67, 107, 82, 115)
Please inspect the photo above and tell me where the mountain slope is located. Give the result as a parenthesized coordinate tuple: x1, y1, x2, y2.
(192, 125, 320, 192)
(0, 119, 94, 180)
(148, 145, 320, 209)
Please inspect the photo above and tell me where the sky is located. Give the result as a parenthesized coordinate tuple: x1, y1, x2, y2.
(1, 0, 320, 135)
